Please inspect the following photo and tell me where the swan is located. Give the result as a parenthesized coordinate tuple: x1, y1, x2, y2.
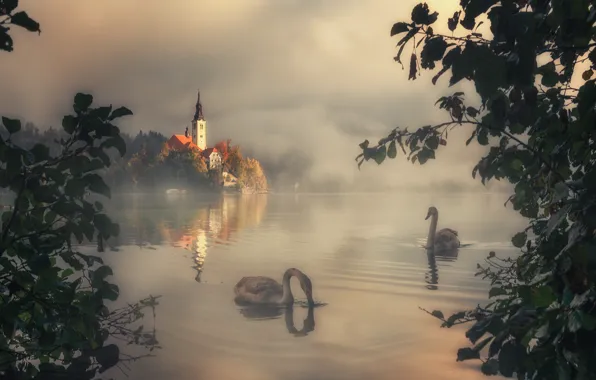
(233, 268, 314, 307)
(425, 206, 460, 254)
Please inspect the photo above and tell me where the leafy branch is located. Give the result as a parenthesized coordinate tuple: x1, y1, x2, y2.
(358, 1, 596, 378)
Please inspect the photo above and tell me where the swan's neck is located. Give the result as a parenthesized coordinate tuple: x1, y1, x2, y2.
(280, 271, 294, 305)
(427, 213, 438, 248)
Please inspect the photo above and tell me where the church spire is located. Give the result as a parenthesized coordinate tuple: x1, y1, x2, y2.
(193, 89, 204, 121)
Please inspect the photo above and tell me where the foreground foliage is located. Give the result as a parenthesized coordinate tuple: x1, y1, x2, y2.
(1, 93, 161, 379)
(2, 3, 159, 378)
(358, 1, 596, 378)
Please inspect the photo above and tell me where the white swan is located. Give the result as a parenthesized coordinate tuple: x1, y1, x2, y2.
(233, 268, 314, 307)
(425, 206, 460, 254)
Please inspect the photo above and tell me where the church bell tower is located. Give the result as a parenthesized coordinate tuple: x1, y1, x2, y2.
(191, 90, 207, 150)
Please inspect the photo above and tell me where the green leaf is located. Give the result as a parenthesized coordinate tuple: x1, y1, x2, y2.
(541, 72, 559, 87)
(84, 173, 111, 198)
(0, 29, 15, 53)
(62, 115, 78, 134)
(43, 209, 58, 224)
(100, 283, 120, 301)
(390, 22, 409, 36)
(584, 168, 596, 190)
(94, 344, 120, 371)
(509, 122, 526, 134)
(420, 37, 447, 69)
(569, 311, 596, 332)
(531, 286, 555, 308)
(2, 116, 21, 134)
(425, 135, 439, 150)
(30, 143, 50, 161)
(95, 106, 113, 120)
(3, 0, 19, 13)
(417, 147, 435, 164)
(73, 93, 94, 113)
(431, 310, 444, 319)
(109, 106, 133, 120)
(489, 287, 507, 298)
(411, 3, 438, 25)
(497, 342, 520, 377)
(94, 201, 104, 212)
(510, 158, 523, 172)
(93, 213, 114, 236)
(100, 135, 127, 157)
(60, 268, 75, 279)
(477, 128, 489, 145)
(373, 146, 386, 165)
(456, 347, 480, 362)
(466, 107, 478, 117)
(447, 11, 460, 32)
(481, 359, 499, 375)
(387, 141, 397, 159)
(92, 265, 113, 284)
(511, 232, 527, 248)
(578, 80, 596, 117)
(10, 11, 41, 33)
(64, 178, 87, 198)
(29, 254, 52, 273)
(537, 61, 560, 87)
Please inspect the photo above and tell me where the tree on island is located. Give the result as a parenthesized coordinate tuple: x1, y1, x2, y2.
(357, 1, 596, 378)
(237, 157, 268, 191)
(1, 2, 159, 379)
(214, 139, 231, 163)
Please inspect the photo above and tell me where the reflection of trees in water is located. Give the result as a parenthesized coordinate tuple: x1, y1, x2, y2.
(105, 193, 268, 281)
(238, 306, 316, 337)
(424, 249, 459, 291)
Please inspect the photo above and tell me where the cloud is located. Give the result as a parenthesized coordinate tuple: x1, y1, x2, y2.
(1, 0, 507, 192)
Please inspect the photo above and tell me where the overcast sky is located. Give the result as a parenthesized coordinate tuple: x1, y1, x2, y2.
(1, 0, 507, 191)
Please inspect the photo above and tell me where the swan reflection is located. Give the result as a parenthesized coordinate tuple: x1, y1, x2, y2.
(425, 251, 439, 291)
(239, 305, 316, 337)
(424, 248, 459, 291)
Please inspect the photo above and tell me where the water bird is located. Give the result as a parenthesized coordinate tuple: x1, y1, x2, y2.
(425, 206, 460, 255)
(233, 268, 315, 307)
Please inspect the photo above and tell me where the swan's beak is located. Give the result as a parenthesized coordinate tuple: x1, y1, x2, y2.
(425, 212, 431, 220)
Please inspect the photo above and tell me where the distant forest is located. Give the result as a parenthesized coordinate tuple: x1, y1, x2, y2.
(1, 121, 167, 191)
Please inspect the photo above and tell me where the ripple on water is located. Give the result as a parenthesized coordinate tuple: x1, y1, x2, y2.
(94, 193, 528, 380)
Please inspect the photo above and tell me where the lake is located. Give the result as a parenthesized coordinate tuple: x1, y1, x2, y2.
(94, 191, 527, 380)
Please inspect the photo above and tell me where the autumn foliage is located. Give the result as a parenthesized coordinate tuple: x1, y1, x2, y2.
(214, 139, 231, 162)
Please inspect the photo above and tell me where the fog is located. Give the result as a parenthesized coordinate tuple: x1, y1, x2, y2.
(1, 0, 511, 193)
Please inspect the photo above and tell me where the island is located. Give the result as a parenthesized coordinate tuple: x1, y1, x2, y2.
(116, 90, 267, 193)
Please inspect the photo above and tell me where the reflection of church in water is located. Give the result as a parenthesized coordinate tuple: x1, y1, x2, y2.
(191, 203, 225, 283)
(162, 193, 267, 283)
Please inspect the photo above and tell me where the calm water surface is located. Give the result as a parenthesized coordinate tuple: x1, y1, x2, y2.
(95, 192, 526, 380)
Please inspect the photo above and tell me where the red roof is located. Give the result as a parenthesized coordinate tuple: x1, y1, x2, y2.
(167, 135, 200, 151)
(201, 147, 219, 158)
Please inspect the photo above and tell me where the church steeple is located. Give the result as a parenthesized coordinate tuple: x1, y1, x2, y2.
(193, 89, 204, 121)
(191, 89, 207, 150)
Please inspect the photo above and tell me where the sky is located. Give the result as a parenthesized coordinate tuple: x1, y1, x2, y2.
(1, 0, 509, 192)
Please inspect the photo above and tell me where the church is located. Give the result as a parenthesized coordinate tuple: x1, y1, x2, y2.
(165, 90, 223, 171)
